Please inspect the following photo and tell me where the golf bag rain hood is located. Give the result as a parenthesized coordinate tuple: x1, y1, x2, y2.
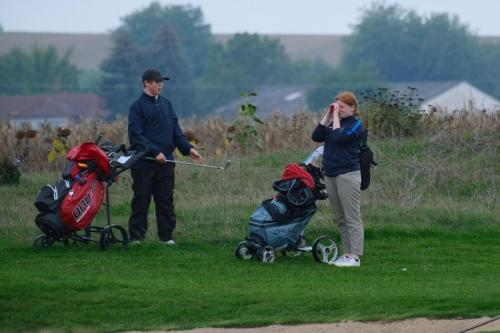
(66, 142, 110, 178)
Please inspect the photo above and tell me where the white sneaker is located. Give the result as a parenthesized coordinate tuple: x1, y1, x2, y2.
(333, 256, 360, 267)
(159, 239, 176, 245)
(330, 254, 349, 265)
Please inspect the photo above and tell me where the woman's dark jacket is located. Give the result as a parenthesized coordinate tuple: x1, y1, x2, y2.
(311, 115, 364, 177)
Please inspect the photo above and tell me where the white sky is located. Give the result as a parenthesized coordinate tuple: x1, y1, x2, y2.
(0, 0, 499, 35)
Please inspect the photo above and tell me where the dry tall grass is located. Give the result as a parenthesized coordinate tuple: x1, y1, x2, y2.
(0, 109, 498, 172)
(0, 109, 498, 240)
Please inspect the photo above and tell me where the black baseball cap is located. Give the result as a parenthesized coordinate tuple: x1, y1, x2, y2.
(142, 69, 169, 82)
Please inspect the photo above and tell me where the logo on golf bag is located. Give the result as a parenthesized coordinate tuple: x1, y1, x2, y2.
(72, 193, 92, 222)
(272, 223, 302, 236)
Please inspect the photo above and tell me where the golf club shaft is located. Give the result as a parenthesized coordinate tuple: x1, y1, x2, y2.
(144, 157, 228, 170)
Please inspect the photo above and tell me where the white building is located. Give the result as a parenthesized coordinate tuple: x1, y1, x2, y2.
(388, 81, 500, 113)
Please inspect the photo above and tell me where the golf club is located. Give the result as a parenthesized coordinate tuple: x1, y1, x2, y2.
(144, 157, 231, 170)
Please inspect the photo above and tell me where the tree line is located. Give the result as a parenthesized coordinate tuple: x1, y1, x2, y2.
(1, 2, 500, 118)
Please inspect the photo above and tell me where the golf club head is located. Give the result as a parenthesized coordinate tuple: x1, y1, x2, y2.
(223, 160, 232, 170)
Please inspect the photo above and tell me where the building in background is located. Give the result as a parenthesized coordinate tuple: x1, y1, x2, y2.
(388, 81, 500, 113)
(0, 93, 108, 128)
(215, 81, 500, 118)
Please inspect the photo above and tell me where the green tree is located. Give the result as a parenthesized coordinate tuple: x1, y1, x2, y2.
(119, 2, 212, 78)
(197, 33, 295, 111)
(0, 45, 79, 95)
(99, 32, 142, 117)
(291, 58, 335, 84)
(306, 62, 382, 111)
(152, 23, 198, 117)
(468, 41, 500, 98)
(342, 3, 483, 82)
(101, 2, 205, 117)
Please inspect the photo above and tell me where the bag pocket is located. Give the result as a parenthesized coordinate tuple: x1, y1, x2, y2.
(34, 179, 73, 212)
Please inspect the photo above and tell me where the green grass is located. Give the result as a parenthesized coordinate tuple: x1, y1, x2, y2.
(0, 135, 499, 332)
(1, 230, 500, 332)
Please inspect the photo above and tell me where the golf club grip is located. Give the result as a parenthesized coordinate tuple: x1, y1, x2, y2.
(95, 133, 104, 145)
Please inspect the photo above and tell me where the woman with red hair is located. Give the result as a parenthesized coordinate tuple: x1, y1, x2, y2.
(312, 91, 365, 267)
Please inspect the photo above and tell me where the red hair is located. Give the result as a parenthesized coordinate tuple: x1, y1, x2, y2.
(336, 91, 358, 115)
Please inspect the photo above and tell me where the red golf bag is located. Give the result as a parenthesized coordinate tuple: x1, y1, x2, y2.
(59, 142, 110, 231)
(60, 171, 104, 231)
(34, 142, 110, 238)
(34, 138, 146, 250)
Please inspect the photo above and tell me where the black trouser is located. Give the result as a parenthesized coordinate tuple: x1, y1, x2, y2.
(128, 163, 175, 241)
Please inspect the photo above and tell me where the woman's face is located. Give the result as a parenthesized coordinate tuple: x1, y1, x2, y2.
(336, 99, 355, 118)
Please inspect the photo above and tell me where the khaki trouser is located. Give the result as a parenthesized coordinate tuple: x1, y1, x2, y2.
(324, 171, 364, 256)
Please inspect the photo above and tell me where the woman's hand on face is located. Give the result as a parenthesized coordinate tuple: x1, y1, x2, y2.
(321, 102, 339, 125)
(331, 102, 340, 116)
(331, 102, 341, 129)
(320, 107, 333, 125)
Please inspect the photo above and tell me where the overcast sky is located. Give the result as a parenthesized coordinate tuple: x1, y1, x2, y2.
(1, 0, 499, 35)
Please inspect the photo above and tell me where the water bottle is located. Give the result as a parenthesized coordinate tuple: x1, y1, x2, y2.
(303, 146, 324, 165)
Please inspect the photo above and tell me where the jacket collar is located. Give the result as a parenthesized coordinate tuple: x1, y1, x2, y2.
(340, 115, 356, 124)
(142, 92, 159, 103)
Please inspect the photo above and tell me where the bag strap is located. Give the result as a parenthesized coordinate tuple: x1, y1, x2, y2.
(360, 128, 369, 150)
(261, 199, 290, 223)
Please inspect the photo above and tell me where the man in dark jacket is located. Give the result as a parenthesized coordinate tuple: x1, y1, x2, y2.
(128, 68, 204, 245)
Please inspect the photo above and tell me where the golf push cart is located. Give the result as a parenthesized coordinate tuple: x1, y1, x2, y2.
(33, 135, 146, 250)
(235, 163, 339, 264)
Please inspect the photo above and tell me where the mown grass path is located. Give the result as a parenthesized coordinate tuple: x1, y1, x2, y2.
(1, 228, 499, 332)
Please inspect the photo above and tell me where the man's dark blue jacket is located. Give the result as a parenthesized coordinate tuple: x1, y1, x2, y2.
(311, 115, 364, 177)
(128, 92, 192, 168)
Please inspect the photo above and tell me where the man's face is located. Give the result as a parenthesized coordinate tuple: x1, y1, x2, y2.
(145, 80, 163, 95)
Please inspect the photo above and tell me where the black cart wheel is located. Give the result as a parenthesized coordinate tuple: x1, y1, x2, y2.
(312, 236, 338, 264)
(235, 241, 255, 260)
(99, 225, 129, 251)
(258, 246, 275, 263)
(33, 235, 53, 249)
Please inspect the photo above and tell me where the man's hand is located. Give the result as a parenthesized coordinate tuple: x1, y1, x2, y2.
(155, 152, 167, 163)
(190, 148, 204, 164)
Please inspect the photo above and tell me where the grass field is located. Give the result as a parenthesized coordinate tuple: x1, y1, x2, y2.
(1, 133, 499, 332)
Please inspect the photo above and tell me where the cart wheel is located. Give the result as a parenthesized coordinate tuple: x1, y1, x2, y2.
(33, 235, 53, 249)
(99, 225, 129, 251)
(281, 235, 307, 257)
(312, 236, 338, 264)
(258, 246, 275, 263)
(235, 241, 254, 260)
